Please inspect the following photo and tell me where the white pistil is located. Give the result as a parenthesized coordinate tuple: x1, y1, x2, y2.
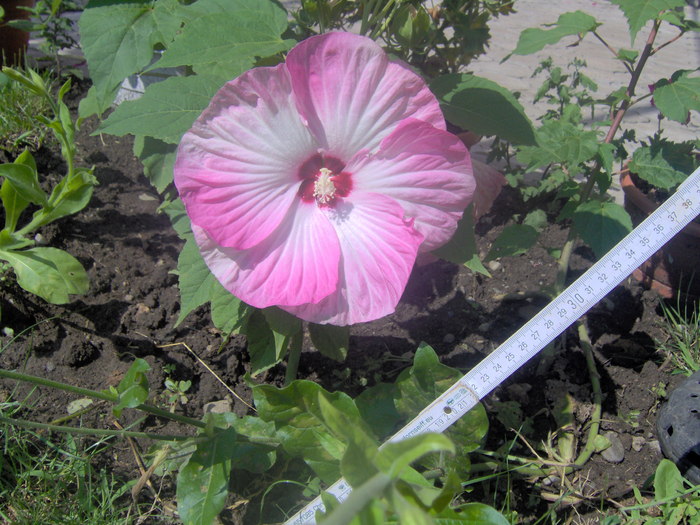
(313, 167, 337, 204)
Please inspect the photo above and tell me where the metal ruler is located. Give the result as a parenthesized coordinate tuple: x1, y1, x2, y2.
(285, 168, 700, 525)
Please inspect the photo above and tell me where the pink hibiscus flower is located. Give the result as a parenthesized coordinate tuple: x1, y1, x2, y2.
(174, 32, 475, 325)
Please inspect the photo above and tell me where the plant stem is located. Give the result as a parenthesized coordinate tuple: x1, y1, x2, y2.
(0, 414, 196, 441)
(573, 321, 603, 467)
(0, 368, 206, 429)
(284, 331, 304, 386)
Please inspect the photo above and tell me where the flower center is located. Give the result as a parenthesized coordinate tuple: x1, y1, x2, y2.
(298, 154, 353, 206)
(313, 168, 336, 204)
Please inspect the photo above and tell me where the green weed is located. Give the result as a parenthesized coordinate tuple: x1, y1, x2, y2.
(0, 68, 55, 153)
(658, 299, 700, 376)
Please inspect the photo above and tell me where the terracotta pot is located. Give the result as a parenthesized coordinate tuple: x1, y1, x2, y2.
(0, 0, 35, 67)
(620, 170, 700, 300)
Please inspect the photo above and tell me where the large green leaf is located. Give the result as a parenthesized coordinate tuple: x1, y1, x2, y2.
(133, 135, 177, 193)
(653, 72, 700, 123)
(210, 283, 251, 335)
(486, 224, 539, 260)
(309, 323, 349, 362)
(154, 0, 292, 77)
(430, 74, 535, 145)
(610, 0, 685, 44)
(244, 310, 290, 376)
(253, 380, 366, 482)
(97, 75, 223, 143)
(511, 11, 600, 56)
(78, 0, 184, 115)
(0, 247, 89, 304)
(517, 119, 599, 169)
(177, 427, 238, 525)
(35, 169, 97, 229)
(175, 236, 219, 326)
(629, 145, 690, 191)
(572, 200, 633, 259)
(394, 344, 489, 458)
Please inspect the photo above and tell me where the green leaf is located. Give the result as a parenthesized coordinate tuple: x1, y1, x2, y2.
(0, 247, 89, 304)
(355, 383, 402, 439)
(210, 283, 251, 335)
(629, 145, 690, 191)
(133, 135, 176, 193)
(378, 434, 454, 479)
(112, 358, 150, 416)
(0, 161, 47, 207)
(1, 178, 30, 233)
(511, 11, 600, 55)
(309, 323, 349, 362)
(430, 74, 535, 145)
(154, 0, 292, 79)
(78, 0, 184, 116)
(177, 427, 237, 525)
(244, 309, 289, 375)
(253, 380, 364, 482)
(35, 169, 97, 229)
(572, 200, 633, 259)
(486, 224, 539, 260)
(610, 0, 685, 44)
(435, 502, 511, 524)
(517, 119, 599, 170)
(432, 206, 489, 276)
(395, 344, 488, 458)
(653, 72, 700, 123)
(98, 75, 223, 143)
(175, 237, 219, 326)
(654, 459, 685, 501)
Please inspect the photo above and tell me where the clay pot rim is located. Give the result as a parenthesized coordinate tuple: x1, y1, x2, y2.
(620, 169, 700, 238)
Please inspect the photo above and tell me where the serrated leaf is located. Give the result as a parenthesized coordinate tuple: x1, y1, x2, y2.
(572, 200, 632, 258)
(97, 75, 223, 143)
(430, 74, 535, 145)
(79, 0, 183, 115)
(244, 309, 289, 376)
(154, 0, 291, 78)
(610, 0, 685, 43)
(629, 145, 690, 191)
(133, 135, 176, 193)
(176, 237, 218, 325)
(517, 119, 599, 170)
(210, 283, 251, 335)
(653, 72, 700, 123)
(486, 224, 539, 260)
(511, 11, 600, 55)
(309, 323, 349, 362)
(177, 427, 237, 525)
(0, 247, 89, 303)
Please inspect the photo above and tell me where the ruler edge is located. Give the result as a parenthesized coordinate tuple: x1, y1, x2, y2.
(285, 169, 700, 525)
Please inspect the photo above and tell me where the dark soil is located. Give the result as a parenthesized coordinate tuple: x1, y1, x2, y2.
(0, 79, 689, 523)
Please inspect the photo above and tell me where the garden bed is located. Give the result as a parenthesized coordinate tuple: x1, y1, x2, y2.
(0, 78, 689, 523)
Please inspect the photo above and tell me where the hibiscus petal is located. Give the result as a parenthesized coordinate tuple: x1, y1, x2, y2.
(175, 64, 318, 250)
(286, 32, 445, 160)
(471, 159, 506, 220)
(349, 119, 475, 252)
(282, 193, 423, 325)
(193, 201, 340, 308)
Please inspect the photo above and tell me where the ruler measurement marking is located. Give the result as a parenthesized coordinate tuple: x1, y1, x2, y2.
(285, 171, 700, 525)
